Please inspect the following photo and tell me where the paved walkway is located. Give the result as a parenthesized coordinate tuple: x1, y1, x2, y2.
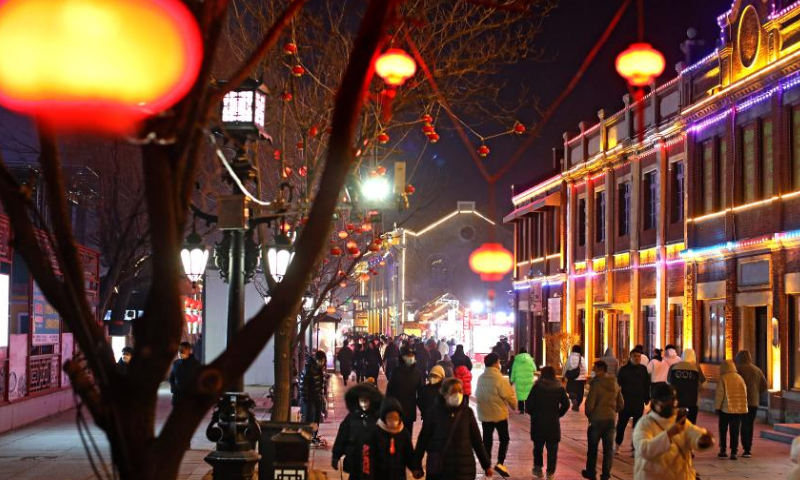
(0, 385, 271, 480)
(313, 372, 797, 479)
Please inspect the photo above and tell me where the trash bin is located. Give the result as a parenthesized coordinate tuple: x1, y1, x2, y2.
(258, 421, 313, 480)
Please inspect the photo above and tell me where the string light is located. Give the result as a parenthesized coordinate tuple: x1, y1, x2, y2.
(770, 0, 800, 19)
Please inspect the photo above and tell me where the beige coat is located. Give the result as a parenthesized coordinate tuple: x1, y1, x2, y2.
(714, 360, 748, 414)
(633, 411, 712, 480)
(475, 365, 517, 422)
(789, 435, 800, 480)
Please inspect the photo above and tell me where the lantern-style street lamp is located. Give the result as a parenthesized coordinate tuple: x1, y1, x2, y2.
(219, 79, 269, 139)
(615, 43, 666, 87)
(469, 243, 513, 281)
(0, 0, 202, 134)
(181, 230, 208, 287)
(375, 48, 417, 87)
(267, 234, 295, 284)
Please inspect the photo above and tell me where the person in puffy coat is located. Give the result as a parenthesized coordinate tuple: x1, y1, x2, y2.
(450, 345, 473, 371)
(299, 351, 328, 442)
(734, 350, 768, 458)
(475, 353, 517, 477)
(526, 366, 569, 479)
(582, 360, 624, 480)
(454, 364, 473, 396)
(383, 339, 401, 381)
(714, 359, 748, 460)
(616, 349, 651, 455)
(667, 348, 705, 425)
(509, 348, 535, 414)
(599, 348, 619, 377)
(386, 346, 424, 438)
(364, 397, 415, 480)
(337, 341, 354, 386)
(414, 378, 493, 480)
(332, 382, 383, 479)
(633, 383, 714, 480)
(562, 345, 588, 411)
(419, 365, 446, 421)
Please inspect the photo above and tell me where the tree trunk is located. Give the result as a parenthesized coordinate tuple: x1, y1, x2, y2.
(271, 315, 294, 422)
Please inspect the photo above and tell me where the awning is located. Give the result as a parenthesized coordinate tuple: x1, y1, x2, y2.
(503, 191, 560, 223)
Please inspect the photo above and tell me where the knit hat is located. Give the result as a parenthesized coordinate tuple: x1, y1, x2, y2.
(429, 365, 445, 381)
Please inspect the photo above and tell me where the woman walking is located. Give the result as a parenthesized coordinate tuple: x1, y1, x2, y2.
(562, 345, 588, 411)
(414, 378, 494, 480)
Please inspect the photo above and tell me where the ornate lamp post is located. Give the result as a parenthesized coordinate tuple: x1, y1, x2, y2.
(181, 228, 208, 289)
(266, 234, 295, 284)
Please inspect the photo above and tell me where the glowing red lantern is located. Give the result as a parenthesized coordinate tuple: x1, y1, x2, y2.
(477, 145, 490, 157)
(309, 126, 319, 137)
(469, 243, 513, 281)
(427, 133, 440, 143)
(421, 114, 433, 124)
(291, 65, 305, 77)
(273, 149, 282, 161)
(283, 42, 297, 55)
(405, 184, 415, 194)
(330, 246, 343, 256)
(376, 166, 387, 176)
(615, 43, 666, 87)
(359, 273, 371, 282)
(280, 91, 293, 102)
(514, 123, 526, 134)
(0, 0, 202, 134)
(368, 242, 380, 252)
(298, 166, 308, 177)
(375, 48, 417, 87)
(326, 305, 336, 314)
(377, 132, 390, 144)
(422, 125, 435, 134)
(345, 223, 355, 232)
(338, 230, 349, 239)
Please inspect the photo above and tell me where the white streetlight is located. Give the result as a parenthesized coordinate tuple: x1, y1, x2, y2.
(361, 177, 391, 201)
(470, 300, 485, 314)
(181, 231, 208, 286)
(266, 234, 294, 283)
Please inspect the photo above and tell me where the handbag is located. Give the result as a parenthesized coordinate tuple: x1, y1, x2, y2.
(565, 367, 580, 381)
(426, 407, 465, 475)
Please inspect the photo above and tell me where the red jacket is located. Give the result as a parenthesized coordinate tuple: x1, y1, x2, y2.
(454, 365, 473, 396)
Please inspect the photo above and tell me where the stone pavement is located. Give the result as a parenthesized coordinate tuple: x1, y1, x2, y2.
(0, 385, 271, 480)
(312, 371, 798, 479)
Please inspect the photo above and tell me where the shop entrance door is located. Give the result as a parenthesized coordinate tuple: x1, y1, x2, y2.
(617, 314, 630, 361)
(533, 314, 545, 367)
(595, 310, 606, 359)
(755, 306, 769, 406)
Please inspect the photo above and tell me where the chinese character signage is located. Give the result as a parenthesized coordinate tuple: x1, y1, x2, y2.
(31, 282, 60, 346)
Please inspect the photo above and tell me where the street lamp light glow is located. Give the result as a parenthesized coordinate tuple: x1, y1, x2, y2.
(361, 177, 390, 201)
(180, 231, 208, 284)
(266, 234, 294, 283)
(470, 300, 484, 314)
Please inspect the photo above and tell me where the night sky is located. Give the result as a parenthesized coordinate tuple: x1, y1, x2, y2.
(396, 0, 731, 232)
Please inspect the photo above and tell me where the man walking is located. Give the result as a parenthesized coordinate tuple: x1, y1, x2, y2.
(735, 350, 768, 458)
(476, 352, 517, 478)
(667, 348, 705, 425)
(615, 349, 650, 457)
(582, 360, 624, 480)
(386, 346, 423, 438)
(169, 342, 201, 406)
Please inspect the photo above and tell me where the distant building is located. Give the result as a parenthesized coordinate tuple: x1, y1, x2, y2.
(507, 0, 800, 421)
(363, 201, 512, 336)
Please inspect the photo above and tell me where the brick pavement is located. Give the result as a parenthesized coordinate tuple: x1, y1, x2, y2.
(313, 372, 798, 480)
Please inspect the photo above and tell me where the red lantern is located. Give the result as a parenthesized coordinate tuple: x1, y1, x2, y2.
(283, 42, 297, 55)
(338, 230, 349, 239)
(330, 246, 342, 256)
(368, 242, 380, 252)
(298, 166, 308, 177)
(477, 145, 490, 157)
(405, 184, 415, 194)
(376, 166, 387, 176)
(340, 281, 347, 288)
(469, 243, 513, 281)
(427, 133, 440, 143)
(421, 114, 433, 124)
(0, 0, 203, 134)
(326, 305, 337, 314)
(422, 125, 435, 134)
(280, 91, 293, 102)
(309, 126, 319, 137)
(359, 273, 370, 282)
(283, 167, 292, 177)
(375, 48, 417, 87)
(373, 238, 382, 245)
(273, 150, 282, 161)
(291, 65, 305, 77)
(299, 216, 309, 225)
(345, 223, 355, 232)
(377, 132, 390, 144)
(361, 223, 372, 231)
(514, 123, 526, 134)
(615, 43, 666, 87)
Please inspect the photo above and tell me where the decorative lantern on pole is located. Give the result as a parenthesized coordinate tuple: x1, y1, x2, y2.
(0, 0, 202, 134)
(469, 243, 513, 281)
(181, 230, 208, 289)
(271, 428, 312, 480)
(220, 79, 270, 140)
(267, 234, 295, 284)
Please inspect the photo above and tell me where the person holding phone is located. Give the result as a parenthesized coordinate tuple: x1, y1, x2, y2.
(633, 384, 714, 480)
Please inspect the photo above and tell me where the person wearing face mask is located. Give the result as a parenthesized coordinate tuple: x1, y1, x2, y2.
(615, 350, 651, 457)
(526, 366, 570, 480)
(364, 397, 416, 480)
(632, 384, 714, 480)
(414, 378, 493, 480)
(169, 342, 201, 407)
(476, 353, 517, 477)
(332, 382, 383, 479)
(299, 350, 328, 445)
(386, 346, 424, 438)
(420, 366, 446, 421)
(581, 361, 624, 480)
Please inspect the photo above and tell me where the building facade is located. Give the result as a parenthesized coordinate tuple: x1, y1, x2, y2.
(508, 0, 800, 421)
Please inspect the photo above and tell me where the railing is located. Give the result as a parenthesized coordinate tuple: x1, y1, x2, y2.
(28, 354, 60, 395)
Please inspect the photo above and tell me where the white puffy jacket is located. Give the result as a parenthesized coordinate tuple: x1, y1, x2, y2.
(633, 411, 711, 480)
(562, 352, 588, 381)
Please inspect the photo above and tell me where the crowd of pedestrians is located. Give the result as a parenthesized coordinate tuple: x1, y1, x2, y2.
(314, 331, 774, 480)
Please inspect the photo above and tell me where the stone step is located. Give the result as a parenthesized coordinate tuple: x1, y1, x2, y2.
(775, 424, 800, 436)
(761, 429, 796, 445)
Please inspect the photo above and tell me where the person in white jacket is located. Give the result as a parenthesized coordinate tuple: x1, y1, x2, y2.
(633, 384, 714, 480)
(648, 345, 680, 398)
(562, 345, 588, 411)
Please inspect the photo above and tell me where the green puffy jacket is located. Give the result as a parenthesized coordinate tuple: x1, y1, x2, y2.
(510, 353, 536, 401)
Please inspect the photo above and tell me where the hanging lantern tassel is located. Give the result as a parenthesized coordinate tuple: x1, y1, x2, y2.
(390, 438, 396, 455)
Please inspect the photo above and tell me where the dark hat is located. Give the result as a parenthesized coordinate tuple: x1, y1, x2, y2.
(379, 396, 405, 421)
(400, 346, 415, 357)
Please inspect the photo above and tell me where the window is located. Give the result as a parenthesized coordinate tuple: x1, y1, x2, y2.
(762, 119, 774, 199)
(792, 106, 800, 190)
(703, 301, 726, 363)
(644, 305, 657, 358)
(643, 171, 658, 231)
(672, 304, 683, 353)
(742, 124, 758, 203)
(618, 181, 631, 236)
(595, 311, 605, 358)
(578, 198, 586, 246)
(702, 140, 715, 213)
(429, 257, 449, 289)
(719, 137, 728, 208)
(595, 190, 606, 243)
(671, 162, 685, 223)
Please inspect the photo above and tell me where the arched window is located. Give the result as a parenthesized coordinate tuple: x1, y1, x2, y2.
(429, 256, 449, 289)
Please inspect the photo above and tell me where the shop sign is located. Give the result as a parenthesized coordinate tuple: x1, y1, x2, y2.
(531, 283, 543, 313)
(355, 312, 368, 328)
(32, 282, 60, 345)
(548, 297, 561, 323)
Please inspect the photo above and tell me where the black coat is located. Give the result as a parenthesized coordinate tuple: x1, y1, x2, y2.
(337, 347, 354, 375)
(450, 349, 473, 371)
(616, 361, 651, 410)
(428, 348, 442, 366)
(414, 398, 490, 480)
(169, 356, 200, 397)
(116, 358, 129, 375)
(525, 377, 570, 442)
(365, 347, 382, 379)
(437, 360, 454, 378)
(415, 344, 431, 375)
(332, 383, 383, 475)
(299, 359, 325, 403)
(418, 382, 441, 421)
(366, 422, 415, 480)
(386, 363, 423, 422)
